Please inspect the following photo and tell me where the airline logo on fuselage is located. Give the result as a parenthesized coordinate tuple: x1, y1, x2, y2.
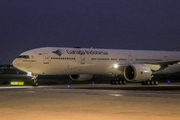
(52, 50, 62, 56)
(66, 50, 108, 55)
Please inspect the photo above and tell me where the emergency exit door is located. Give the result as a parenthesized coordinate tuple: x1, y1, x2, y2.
(80, 55, 85, 64)
(43, 53, 49, 64)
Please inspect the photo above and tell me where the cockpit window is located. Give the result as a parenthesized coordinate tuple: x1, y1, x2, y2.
(18, 55, 29, 59)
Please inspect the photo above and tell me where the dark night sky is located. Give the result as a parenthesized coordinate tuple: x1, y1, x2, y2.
(1, 0, 180, 64)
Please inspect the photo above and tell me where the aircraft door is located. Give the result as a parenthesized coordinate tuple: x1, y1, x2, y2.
(80, 55, 85, 64)
(164, 56, 168, 61)
(128, 55, 133, 64)
(43, 53, 50, 64)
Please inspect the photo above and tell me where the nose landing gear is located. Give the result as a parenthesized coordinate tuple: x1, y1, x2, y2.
(31, 74, 39, 86)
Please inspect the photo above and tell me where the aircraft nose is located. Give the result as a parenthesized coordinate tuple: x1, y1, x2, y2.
(12, 59, 20, 68)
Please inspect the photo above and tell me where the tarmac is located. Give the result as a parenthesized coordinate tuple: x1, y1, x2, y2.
(0, 83, 180, 120)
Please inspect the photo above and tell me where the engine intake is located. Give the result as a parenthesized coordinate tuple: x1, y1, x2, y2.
(69, 74, 93, 81)
(124, 64, 152, 82)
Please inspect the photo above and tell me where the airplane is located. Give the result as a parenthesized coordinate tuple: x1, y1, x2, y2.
(12, 47, 180, 86)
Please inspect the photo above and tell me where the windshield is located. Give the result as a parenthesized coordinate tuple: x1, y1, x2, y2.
(18, 55, 29, 59)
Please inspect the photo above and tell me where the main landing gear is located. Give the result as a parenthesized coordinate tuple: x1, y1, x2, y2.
(110, 76, 127, 85)
(31, 75, 39, 86)
(142, 80, 159, 85)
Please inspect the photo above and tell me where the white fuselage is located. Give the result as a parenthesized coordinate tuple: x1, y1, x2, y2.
(12, 47, 180, 76)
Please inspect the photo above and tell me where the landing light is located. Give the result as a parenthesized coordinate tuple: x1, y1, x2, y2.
(27, 72, 32, 77)
(113, 64, 118, 68)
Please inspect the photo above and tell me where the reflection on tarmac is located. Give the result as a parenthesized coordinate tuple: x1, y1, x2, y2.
(0, 83, 180, 120)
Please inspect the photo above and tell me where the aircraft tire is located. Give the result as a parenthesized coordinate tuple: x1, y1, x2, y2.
(110, 80, 115, 85)
(115, 80, 119, 85)
(142, 81, 146, 85)
(35, 82, 39, 86)
(118, 80, 122, 85)
(146, 81, 150, 85)
(122, 80, 127, 85)
(150, 81, 154, 85)
(32, 81, 39, 86)
(154, 81, 159, 85)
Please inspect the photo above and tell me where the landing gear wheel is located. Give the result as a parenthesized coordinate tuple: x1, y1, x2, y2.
(35, 82, 39, 86)
(32, 81, 39, 86)
(142, 81, 146, 85)
(110, 80, 115, 85)
(122, 80, 127, 85)
(32, 79, 39, 86)
(154, 81, 159, 85)
(115, 80, 119, 85)
(146, 81, 150, 85)
(150, 81, 154, 85)
(118, 80, 122, 85)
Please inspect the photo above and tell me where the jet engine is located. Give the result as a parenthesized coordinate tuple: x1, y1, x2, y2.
(124, 64, 152, 82)
(69, 74, 93, 81)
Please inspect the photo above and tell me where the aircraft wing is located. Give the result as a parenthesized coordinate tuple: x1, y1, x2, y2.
(117, 60, 180, 72)
(147, 60, 180, 71)
(148, 60, 180, 65)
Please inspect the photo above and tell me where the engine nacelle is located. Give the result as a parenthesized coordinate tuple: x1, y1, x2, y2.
(124, 64, 152, 82)
(69, 74, 93, 81)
